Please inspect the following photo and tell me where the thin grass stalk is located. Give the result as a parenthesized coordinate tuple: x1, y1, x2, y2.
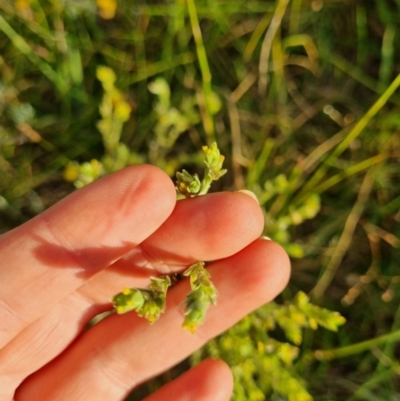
(314, 328, 400, 360)
(297, 73, 400, 200)
(186, 0, 215, 142)
(311, 171, 375, 301)
(0, 15, 67, 93)
(313, 153, 388, 194)
(258, 0, 290, 95)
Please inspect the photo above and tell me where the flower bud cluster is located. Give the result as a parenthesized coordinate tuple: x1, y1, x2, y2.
(112, 276, 171, 323)
(175, 170, 201, 198)
(182, 262, 218, 333)
(113, 142, 226, 332)
(202, 142, 227, 181)
(176, 141, 227, 197)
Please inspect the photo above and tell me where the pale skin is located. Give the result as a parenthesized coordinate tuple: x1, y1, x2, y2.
(0, 165, 291, 401)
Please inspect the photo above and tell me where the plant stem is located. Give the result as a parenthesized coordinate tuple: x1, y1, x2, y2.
(258, 0, 290, 95)
(199, 175, 212, 195)
(313, 153, 387, 195)
(314, 329, 400, 360)
(186, 0, 215, 142)
(311, 171, 374, 301)
(0, 15, 67, 93)
(297, 72, 400, 200)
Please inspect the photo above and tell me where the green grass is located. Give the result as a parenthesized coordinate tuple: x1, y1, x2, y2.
(1, 0, 400, 399)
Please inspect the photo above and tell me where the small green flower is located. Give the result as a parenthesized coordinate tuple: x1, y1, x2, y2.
(182, 262, 218, 333)
(182, 288, 210, 333)
(175, 170, 201, 197)
(112, 143, 226, 331)
(176, 142, 227, 198)
(203, 142, 227, 181)
(112, 276, 171, 324)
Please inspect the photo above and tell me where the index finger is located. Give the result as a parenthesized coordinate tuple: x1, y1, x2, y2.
(0, 165, 176, 348)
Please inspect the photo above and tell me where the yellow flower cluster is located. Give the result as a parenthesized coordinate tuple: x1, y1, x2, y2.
(96, 0, 117, 20)
(15, 0, 30, 10)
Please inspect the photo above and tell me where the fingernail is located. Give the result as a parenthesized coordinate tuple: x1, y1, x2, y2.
(261, 236, 272, 240)
(237, 190, 259, 204)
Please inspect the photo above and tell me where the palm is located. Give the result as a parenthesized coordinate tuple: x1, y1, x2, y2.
(0, 165, 290, 401)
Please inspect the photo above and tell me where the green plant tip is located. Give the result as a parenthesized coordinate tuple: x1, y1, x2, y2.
(182, 262, 218, 333)
(113, 144, 225, 330)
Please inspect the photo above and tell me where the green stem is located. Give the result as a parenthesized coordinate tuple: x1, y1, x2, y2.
(311, 171, 374, 301)
(199, 175, 212, 195)
(313, 153, 388, 195)
(258, 0, 290, 95)
(349, 364, 400, 401)
(329, 54, 384, 94)
(186, 0, 215, 142)
(297, 73, 400, 200)
(0, 15, 67, 93)
(314, 329, 400, 360)
(247, 138, 275, 187)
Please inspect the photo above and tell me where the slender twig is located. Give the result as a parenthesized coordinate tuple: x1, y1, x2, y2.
(297, 73, 400, 199)
(228, 101, 245, 190)
(0, 15, 67, 93)
(258, 0, 290, 95)
(186, 0, 215, 142)
(314, 329, 400, 360)
(311, 171, 375, 301)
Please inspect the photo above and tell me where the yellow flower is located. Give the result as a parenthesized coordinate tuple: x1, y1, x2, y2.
(96, 0, 117, 19)
(15, 0, 30, 10)
(63, 162, 79, 182)
(115, 101, 131, 122)
(96, 66, 116, 85)
(122, 287, 131, 295)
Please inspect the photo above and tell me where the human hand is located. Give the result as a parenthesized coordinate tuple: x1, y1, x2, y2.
(0, 165, 290, 401)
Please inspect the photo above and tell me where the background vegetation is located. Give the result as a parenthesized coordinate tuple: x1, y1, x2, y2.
(1, 0, 400, 399)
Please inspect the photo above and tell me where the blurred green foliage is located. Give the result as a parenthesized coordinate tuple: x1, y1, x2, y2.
(192, 292, 345, 401)
(1, 0, 400, 400)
